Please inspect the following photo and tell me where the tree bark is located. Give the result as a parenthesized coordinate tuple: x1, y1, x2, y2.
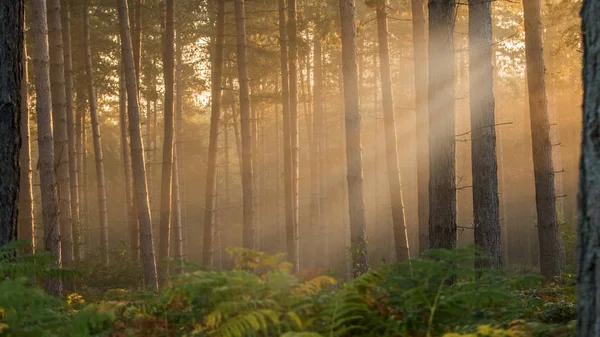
(203, 0, 225, 267)
(375, 1, 410, 261)
(18, 12, 35, 252)
(0, 0, 23, 248)
(83, 0, 109, 262)
(133, 0, 142, 90)
(411, 0, 429, 254)
(468, 0, 501, 269)
(578, 1, 600, 332)
(339, 0, 369, 277)
(288, 0, 300, 269)
(234, 0, 255, 250)
(75, 69, 88, 258)
(61, 0, 80, 261)
(171, 146, 183, 274)
(428, 0, 457, 250)
(48, 0, 73, 272)
(175, 28, 186, 259)
(117, 0, 158, 291)
(311, 33, 322, 266)
(158, 0, 175, 285)
(523, 0, 561, 278)
(279, 0, 296, 269)
(32, 0, 62, 296)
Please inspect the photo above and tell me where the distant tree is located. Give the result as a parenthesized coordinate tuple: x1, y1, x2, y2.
(577, 0, 600, 333)
(469, 0, 501, 269)
(523, 0, 561, 278)
(288, 0, 300, 270)
(117, 0, 158, 291)
(428, 0, 457, 250)
(203, 0, 225, 268)
(32, 0, 62, 296)
(0, 0, 23, 248)
(18, 12, 35, 252)
(339, 0, 369, 277)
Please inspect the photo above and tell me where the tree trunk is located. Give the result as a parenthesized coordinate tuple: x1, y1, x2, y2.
(133, 0, 142, 90)
(203, 0, 225, 267)
(234, 0, 255, 250)
(158, 0, 175, 285)
(175, 28, 186, 259)
(310, 34, 321, 266)
(411, 0, 429, 254)
(339, 0, 369, 277)
(250, 89, 260, 248)
(117, 0, 158, 291)
(75, 70, 88, 258)
(375, 1, 410, 262)
(32, 0, 62, 296)
(279, 0, 296, 269)
(578, 2, 600, 332)
(522, 0, 561, 278)
(61, 0, 80, 261)
(288, 0, 300, 269)
(0, 0, 23, 248)
(120, 64, 138, 259)
(171, 146, 183, 274)
(468, 0, 501, 269)
(83, 0, 109, 262)
(18, 12, 35, 252)
(48, 0, 73, 272)
(428, 0, 457, 250)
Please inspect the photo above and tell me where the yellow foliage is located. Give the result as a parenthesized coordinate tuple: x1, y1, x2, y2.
(293, 276, 337, 296)
(0, 322, 8, 333)
(66, 293, 85, 306)
(442, 324, 527, 337)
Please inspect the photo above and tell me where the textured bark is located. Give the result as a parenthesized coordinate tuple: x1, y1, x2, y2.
(18, 13, 35, 252)
(288, 0, 300, 269)
(75, 71, 88, 258)
(375, 1, 410, 262)
(48, 0, 73, 272)
(578, 1, 600, 333)
(120, 64, 138, 259)
(117, 0, 158, 291)
(234, 0, 255, 250)
(523, 0, 561, 278)
(158, 0, 175, 285)
(0, 0, 23, 248)
(61, 0, 80, 261)
(83, 0, 109, 262)
(32, 0, 62, 296)
(468, 0, 501, 269)
(411, 0, 429, 254)
(278, 0, 296, 270)
(428, 0, 456, 250)
(339, 0, 369, 277)
(203, 0, 225, 267)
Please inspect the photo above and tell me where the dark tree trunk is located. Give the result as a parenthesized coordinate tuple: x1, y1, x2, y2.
(428, 0, 457, 250)
(133, 0, 141, 89)
(375, 1, 411, 261)
(339, 0, 369, 277)
(234, 0, 255, 250)
(578, 1, 600, 333)
(523, 0, 561, 279)
(0, 0, 23, 248)
(203, 0, 225, 267)
(288, 0, 300, 269)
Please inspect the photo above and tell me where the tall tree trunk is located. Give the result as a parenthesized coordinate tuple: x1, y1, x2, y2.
(48, 0, 73, 272)
(288, 0, 300, 269)
(62, 0, 80, 261)
(339, 0, 369, 277)
(411, 0, 429, 254)
(577, 1, 600, 332)
(428, 0, 456, 250)
(120, 64, 138, 259)
(133, 0, 142, 90)
(32, 0, 62, 296)
(75, 72, 88, 258)
(468, 0, 501, 269)
(522, 0, 561, 278)
(171, 146, 183, 274)
(203, 0, 225, 267)
(175, 28, 186, 258)
(0, 0, 23, 248)
(309, 40, 321, 264)
(83, 0, 109, 262)
(158, 0, 175, 284)
(279, 0, 296, 269)
(375, 1, 410, 261)
(234, 0, 255, 250)
(250, 88, 260, 248)
(18, 13, 35, 252)
(117, 0, 158, 291)
(313, 33, 327, 267)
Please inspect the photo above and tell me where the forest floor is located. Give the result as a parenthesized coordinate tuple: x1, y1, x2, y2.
(0, 245, 576, 337)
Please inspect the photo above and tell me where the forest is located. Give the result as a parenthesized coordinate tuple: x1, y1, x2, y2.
(0, 0, 598, 336)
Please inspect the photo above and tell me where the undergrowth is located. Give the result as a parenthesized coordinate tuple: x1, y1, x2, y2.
(0, 243, 575, 337)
